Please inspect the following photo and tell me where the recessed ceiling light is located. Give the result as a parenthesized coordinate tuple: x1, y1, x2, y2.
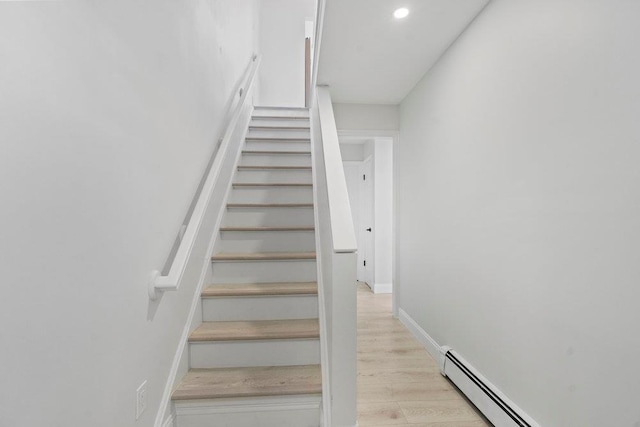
(393, 7, 409, 19)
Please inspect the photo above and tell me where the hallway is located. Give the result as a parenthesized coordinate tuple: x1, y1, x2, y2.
(357, 283, 491, 426)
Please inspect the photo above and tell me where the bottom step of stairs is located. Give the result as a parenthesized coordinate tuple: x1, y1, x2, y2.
(172, 365, 322, 427)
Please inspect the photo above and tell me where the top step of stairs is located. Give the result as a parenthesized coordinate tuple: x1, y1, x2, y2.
(253, 106, 309, 119)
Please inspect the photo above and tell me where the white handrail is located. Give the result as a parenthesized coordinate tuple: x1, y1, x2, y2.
(316, 86, 357, 253)
(312, 85, 358, 427)
(148, 55, 261, 300)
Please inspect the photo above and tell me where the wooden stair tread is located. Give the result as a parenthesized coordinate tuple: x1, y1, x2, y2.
(189, 319, 319, 341)
(238, 165, 312, 170)
(212, 251, 316, 261)
(202, 282, 318, 297)
(242, 150, 311, 155)
(251, 116, 309, 120)
(254, 106, 309, 111)
(248, 127, 310, 131)
(203, 282, 318, 298)
(172, 365, 321, 400)
(220, 226, 315, 232)
(245, 137, 311, 142)
(226, 203, 314, 208)
(232, 182, 312, 187)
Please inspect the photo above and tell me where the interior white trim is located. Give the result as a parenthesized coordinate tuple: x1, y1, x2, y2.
(391, 130, 399, 319)
(398, 308, 442, 364)
(338, 129, 399, 140)
(316, 87, 358, 252)
(339, 129, 399, 317)
(339, 138, 374, 145)
(149, 55, 261, 300)
(152, 230, 215, 427)
(399, 308, 540, 427)
(311, 0, 326, 91)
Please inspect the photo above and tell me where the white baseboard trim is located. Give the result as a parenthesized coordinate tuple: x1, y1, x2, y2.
(399, 308, 540, 427)
(373, 282, 392, 294)
(153, 251, 212, 427)
(398, 308, 441, 366)
(162, 413, 175, 427)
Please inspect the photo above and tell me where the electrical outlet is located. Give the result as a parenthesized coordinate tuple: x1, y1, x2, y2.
(136, 380, 147, 420)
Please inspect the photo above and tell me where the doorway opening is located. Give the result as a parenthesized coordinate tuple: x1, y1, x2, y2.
(340, 136, 394, 304)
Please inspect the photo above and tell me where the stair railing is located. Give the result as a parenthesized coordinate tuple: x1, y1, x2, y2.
(311, 86, 358, 427)
(148, 55, 261, 300)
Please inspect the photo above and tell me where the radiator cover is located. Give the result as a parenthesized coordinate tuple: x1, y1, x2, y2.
(440, 347, 539, 427)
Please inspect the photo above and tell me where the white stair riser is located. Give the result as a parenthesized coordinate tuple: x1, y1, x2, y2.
(223, 208, 315, 227)
(211, 260, 317, 283)
(250, 119, 310, 128)
(229, 187, 313, 204)
(253, 108, 309, 119)
(240, 154, 311, 167)
(174, 397, 321, 427)
(189, 339, 320, 368)
(247, 130, 310, 139)
(245, 141, 311, 152)
(202, 295, 319, 321)
(217, 230, 316, 252)
(235, 169, 312, 184)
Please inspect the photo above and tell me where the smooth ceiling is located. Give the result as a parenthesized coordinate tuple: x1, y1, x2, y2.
(317, 0, 489, 104)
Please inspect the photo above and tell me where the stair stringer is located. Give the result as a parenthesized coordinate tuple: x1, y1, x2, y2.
(154, 102, 254, 427)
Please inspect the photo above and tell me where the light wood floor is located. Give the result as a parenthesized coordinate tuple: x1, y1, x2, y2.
(357, 283, 492, 427)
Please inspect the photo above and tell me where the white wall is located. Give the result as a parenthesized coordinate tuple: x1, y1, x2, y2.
(258, 0, 315, 107)
(339, 144, 365, 161)
(0, 2, 258, 426)
(397, 1, 640, 426)
(333, 103, 399, 131)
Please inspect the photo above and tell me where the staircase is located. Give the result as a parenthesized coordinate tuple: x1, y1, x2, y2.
(171, 107, 323, 427)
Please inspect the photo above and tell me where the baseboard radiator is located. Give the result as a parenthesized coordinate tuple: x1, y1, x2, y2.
(440, 347, 539, 427)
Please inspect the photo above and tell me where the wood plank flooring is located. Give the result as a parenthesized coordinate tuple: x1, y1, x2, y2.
(357, 283, 492, 427)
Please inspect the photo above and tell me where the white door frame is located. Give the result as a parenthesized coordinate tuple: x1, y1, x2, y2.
(342, 161, 364, 282)
(360, 155, 374, 289)
(339, 130, 399, 318)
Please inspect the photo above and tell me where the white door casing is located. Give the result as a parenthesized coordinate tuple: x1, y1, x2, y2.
(343, 163, 363, 281)
(360, 156, 374, 288)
